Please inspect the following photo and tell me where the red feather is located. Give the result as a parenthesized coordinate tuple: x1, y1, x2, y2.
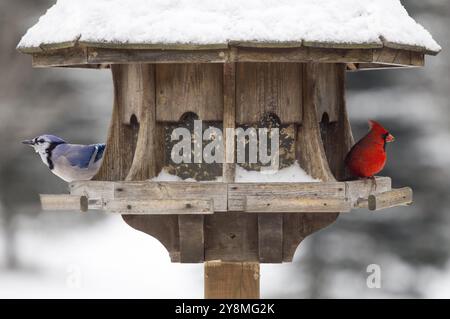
(345, 120, 395, 178)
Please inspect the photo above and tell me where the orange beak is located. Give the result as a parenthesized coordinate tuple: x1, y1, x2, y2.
(386, 133, 395, 143)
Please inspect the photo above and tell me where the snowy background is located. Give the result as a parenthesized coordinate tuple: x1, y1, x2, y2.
(0, 0, 449, 298)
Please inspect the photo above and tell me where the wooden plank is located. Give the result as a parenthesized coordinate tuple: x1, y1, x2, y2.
(70, 181, 115, 199)
(125, 64, 157, 180)
(18, 46, 43, 54)
(179, 215, 205, 263)
(39, 36, 81, 51)
(81, 42, 228, 51)
(410, 52, 425, 67)
(355, 63, 406, 71)
(380, 37, 427, 54)
(228, 182, 345, 212)
(319, 64, 355, 181)
(87, 47, 228, 64)
(296, 63, 335, 181)
(394, 50, 412, 66)
(303, 41, 382, 50)
(368, 187, 413, 211)
(94, 65, 139, 181)
(231, 41, 303, 48)
(258, 214, 283, 263)
(59, 63, 109, 70)
(156, 64, 224, 122)
(70, 178, 393, 211)
(372, 48, 424, 67)
(40, 194, 88, 212)
(236, 47, 374, 63)
(246, 195, 350, 213)
(20, 39, 439, 56)
(116, 64, 147, 125)
(236, 62, 302, 124)
(373, 47, 398, 64)
(345, 177, 392, 207)
(222, 62, 236, 183)
(314, 64, 340, 122)
(104, 198, 213, 215)
(362, 52, 423, 69)
(29, 46, 428, 69)
(204, 261, 260, 299)
(113, 181, 228, 212)
(205, 212, 259, 261)
(32, 47, 87, 68)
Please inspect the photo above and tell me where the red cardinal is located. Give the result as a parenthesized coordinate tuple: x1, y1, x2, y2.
(345, 120, 395, 178)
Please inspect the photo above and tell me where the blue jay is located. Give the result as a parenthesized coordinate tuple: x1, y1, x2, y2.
(22, 134, 105, 182)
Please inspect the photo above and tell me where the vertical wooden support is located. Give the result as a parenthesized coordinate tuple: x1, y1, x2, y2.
(205, 261, 260, 299)
(126, 64, 157, 181)
(319, 64, 355, 180)
(94, 65, 139, 181)
(178, 213, 205, 263)
(179, 215, 205, 262)
(222, 62, 236, 183)
(296, 63, 335, 182)
(258, 214, 283, 263)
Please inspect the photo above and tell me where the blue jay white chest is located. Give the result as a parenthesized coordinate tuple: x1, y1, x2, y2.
(23, 135, 105, 183)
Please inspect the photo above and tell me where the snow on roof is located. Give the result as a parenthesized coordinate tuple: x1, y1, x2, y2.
(18, 0, 441, 54)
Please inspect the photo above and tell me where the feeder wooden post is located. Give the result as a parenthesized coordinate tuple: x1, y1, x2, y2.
(205, 261, 260, 299)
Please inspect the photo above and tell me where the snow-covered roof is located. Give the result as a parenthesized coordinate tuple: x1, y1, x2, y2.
(18, 0, 441, 55)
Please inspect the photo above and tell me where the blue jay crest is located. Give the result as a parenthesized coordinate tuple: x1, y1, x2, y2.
(23, 134, 105, 182)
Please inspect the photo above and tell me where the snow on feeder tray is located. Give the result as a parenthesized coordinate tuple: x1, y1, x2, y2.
(19, 0, 439, 299)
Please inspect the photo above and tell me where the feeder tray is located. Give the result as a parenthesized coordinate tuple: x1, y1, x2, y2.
(41, 178, 412, 264)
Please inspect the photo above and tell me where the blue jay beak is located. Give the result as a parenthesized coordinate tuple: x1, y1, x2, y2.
(22, 139, 35, 146)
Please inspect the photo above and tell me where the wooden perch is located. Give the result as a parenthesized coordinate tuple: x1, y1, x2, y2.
(65, 178, 403, 214)
(104, 199, 214, 215)
(245, 195, 351, 213)
(71, 180, 228, 212)
(40, 194, 88, 212)
(368, 187, 413, 211)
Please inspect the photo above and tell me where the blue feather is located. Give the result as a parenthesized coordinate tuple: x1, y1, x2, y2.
(61, 145, 97, 169)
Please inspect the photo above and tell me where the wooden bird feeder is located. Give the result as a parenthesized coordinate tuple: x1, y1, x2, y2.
(19, 1, 440, 298)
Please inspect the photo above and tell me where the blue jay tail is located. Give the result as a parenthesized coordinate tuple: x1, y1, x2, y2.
(22, 139, 35, 145)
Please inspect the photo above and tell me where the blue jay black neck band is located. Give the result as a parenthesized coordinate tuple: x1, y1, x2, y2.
(45, 141, 66, 170)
